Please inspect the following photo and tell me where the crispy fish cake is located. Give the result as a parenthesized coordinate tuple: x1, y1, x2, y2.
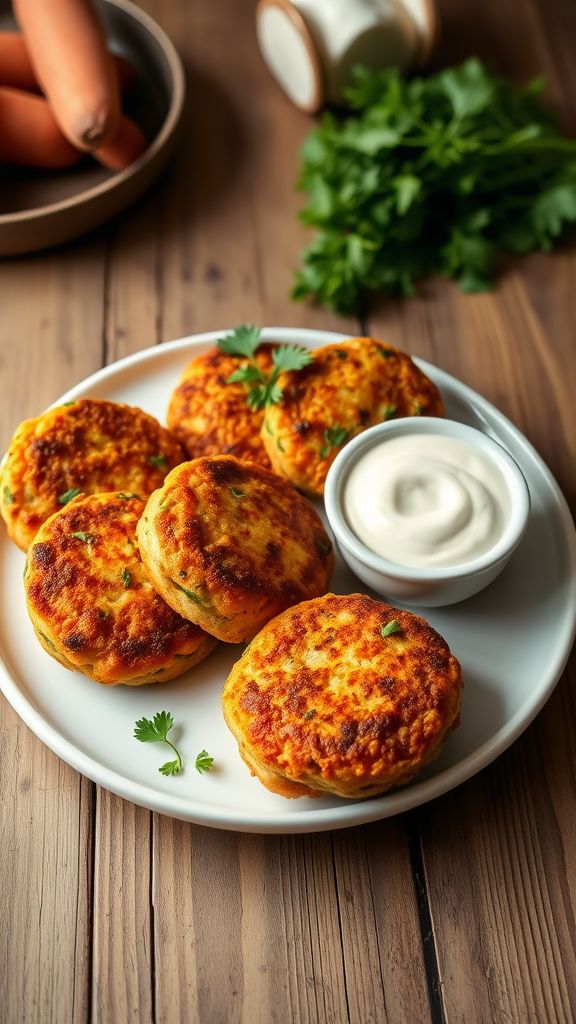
(24, 493, 216, 685)
(261, 337, 444, 496)
(167, 344, 278, 469)
(137, 456, 334, 644)
(1, 398, 184, 551)
(222, 592, 462, 799)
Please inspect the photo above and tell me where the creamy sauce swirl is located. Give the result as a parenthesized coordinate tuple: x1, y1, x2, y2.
(343, 434, 510, 568)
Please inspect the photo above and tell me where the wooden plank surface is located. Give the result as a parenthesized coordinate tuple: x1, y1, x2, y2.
(0, 0, 574, 1022)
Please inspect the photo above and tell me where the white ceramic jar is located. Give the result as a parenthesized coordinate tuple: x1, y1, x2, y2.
(256, 0, 437, 112)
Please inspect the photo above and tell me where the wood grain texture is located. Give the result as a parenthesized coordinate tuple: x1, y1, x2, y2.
(369, 1, 576, 1020)
(92, 792, 153, 1023)
(0, 243, 105, 1024)
(0, 0, 574, 1021)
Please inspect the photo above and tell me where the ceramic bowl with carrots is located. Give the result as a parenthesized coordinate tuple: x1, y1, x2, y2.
(2, 0, 146, 170)
(0, 0, 185, 254)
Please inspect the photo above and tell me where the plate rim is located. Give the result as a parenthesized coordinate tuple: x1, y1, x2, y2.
(1, 327, 575, 834)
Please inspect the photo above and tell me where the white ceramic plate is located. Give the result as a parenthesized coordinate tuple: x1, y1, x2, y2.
(1, 329, 575, 834)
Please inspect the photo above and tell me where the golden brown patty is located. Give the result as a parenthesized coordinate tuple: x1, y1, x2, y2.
(24, 492, 216, 685)
(137, 456, 334, 644)
(167, 344, 278, 469)
(261, 337, 444, 496)
(1, 398, 184, 552)
(222, 592, 462, 799)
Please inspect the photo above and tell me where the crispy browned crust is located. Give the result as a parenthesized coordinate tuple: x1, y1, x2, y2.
(1, 398, 184, 551)
(167, 344, 278, 469)
(136, 456, 335, 644)
(222, 593, 462, 799)
(24, 492, 216, 685)
(261, 337, 445, 496)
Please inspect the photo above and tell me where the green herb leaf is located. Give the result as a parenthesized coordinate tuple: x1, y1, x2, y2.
(172, 580, 203, 604)
(58, 487, 81, 505)
(230, 486, 247, 498)
(292, 59, 576, 313)
(319, 425, 350, 459)
(134, 711, 183, 775)
(381, 619, 402, 638)
(219, 324, 311, 409)
(121, 568, 132, 589)
(303, 709, 317, 720)
(218, 324, 262, 359)
(71, 531, 95, 544)
(247, 377, 283, 410)
(272, 345, 313, 373)
(195, 750, 214, 774)
(226, 364, 266, 386)
(3, 486, 14, 505)
(134, 710, 174, 742)
(380, 404, 397, 421)
(149, 454, 167, 469)
(117, 492, 138, 500)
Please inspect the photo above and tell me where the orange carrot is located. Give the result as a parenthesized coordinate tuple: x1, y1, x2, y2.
(0, 31, 135, 94)
(93, 115, 147, 171)
(0, 86, 83, 167)
(0, 31, 38, 92)
(13, 0, 121, 151)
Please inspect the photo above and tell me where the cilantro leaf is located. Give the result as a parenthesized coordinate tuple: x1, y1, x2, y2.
(134, 711, 183, 775)
(219, 324, 311, 409)
(195, 750, 214, 774)
(319, 425, 350, 459)
(218, 325, 261, 358)
(532, 181, 576, 241)
(58, 487, 81, 505)
(134, 710, 174, 742)
(226, 364, 266, 385)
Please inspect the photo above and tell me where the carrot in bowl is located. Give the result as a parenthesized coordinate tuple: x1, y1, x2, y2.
(0, 31, 38, 91)
(0, 30, 135, 94)
(13, 0, 121, 151)
(0, 86, 83, 167)
(94, 115, 147, 171)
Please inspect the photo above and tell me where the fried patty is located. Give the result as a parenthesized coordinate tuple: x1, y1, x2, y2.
(167, 344, 278, 469)
(24, 492, 216, 685)
(261, 337, 445, 496)
(1, 398, 184, 551)
(222, 592, 462, 799)
(136, 455, 334, 644)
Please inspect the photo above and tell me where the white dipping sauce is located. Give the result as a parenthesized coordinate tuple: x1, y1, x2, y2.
(343, 434, 510, 568)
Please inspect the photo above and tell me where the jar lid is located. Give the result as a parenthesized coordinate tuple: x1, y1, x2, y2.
(256, 0, 438, 113)
(256, 0, 324, 113)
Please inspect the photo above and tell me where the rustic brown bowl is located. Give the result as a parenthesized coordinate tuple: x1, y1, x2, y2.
(0, 0, 185, 256)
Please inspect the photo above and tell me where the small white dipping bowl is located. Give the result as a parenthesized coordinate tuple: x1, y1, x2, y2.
(324, 417, 531, 607)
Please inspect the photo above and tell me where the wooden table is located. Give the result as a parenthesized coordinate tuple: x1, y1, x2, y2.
(1, 0, 575, 1020)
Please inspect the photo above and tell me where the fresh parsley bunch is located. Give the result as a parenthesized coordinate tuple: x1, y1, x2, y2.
(292, 58, 576, 314)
